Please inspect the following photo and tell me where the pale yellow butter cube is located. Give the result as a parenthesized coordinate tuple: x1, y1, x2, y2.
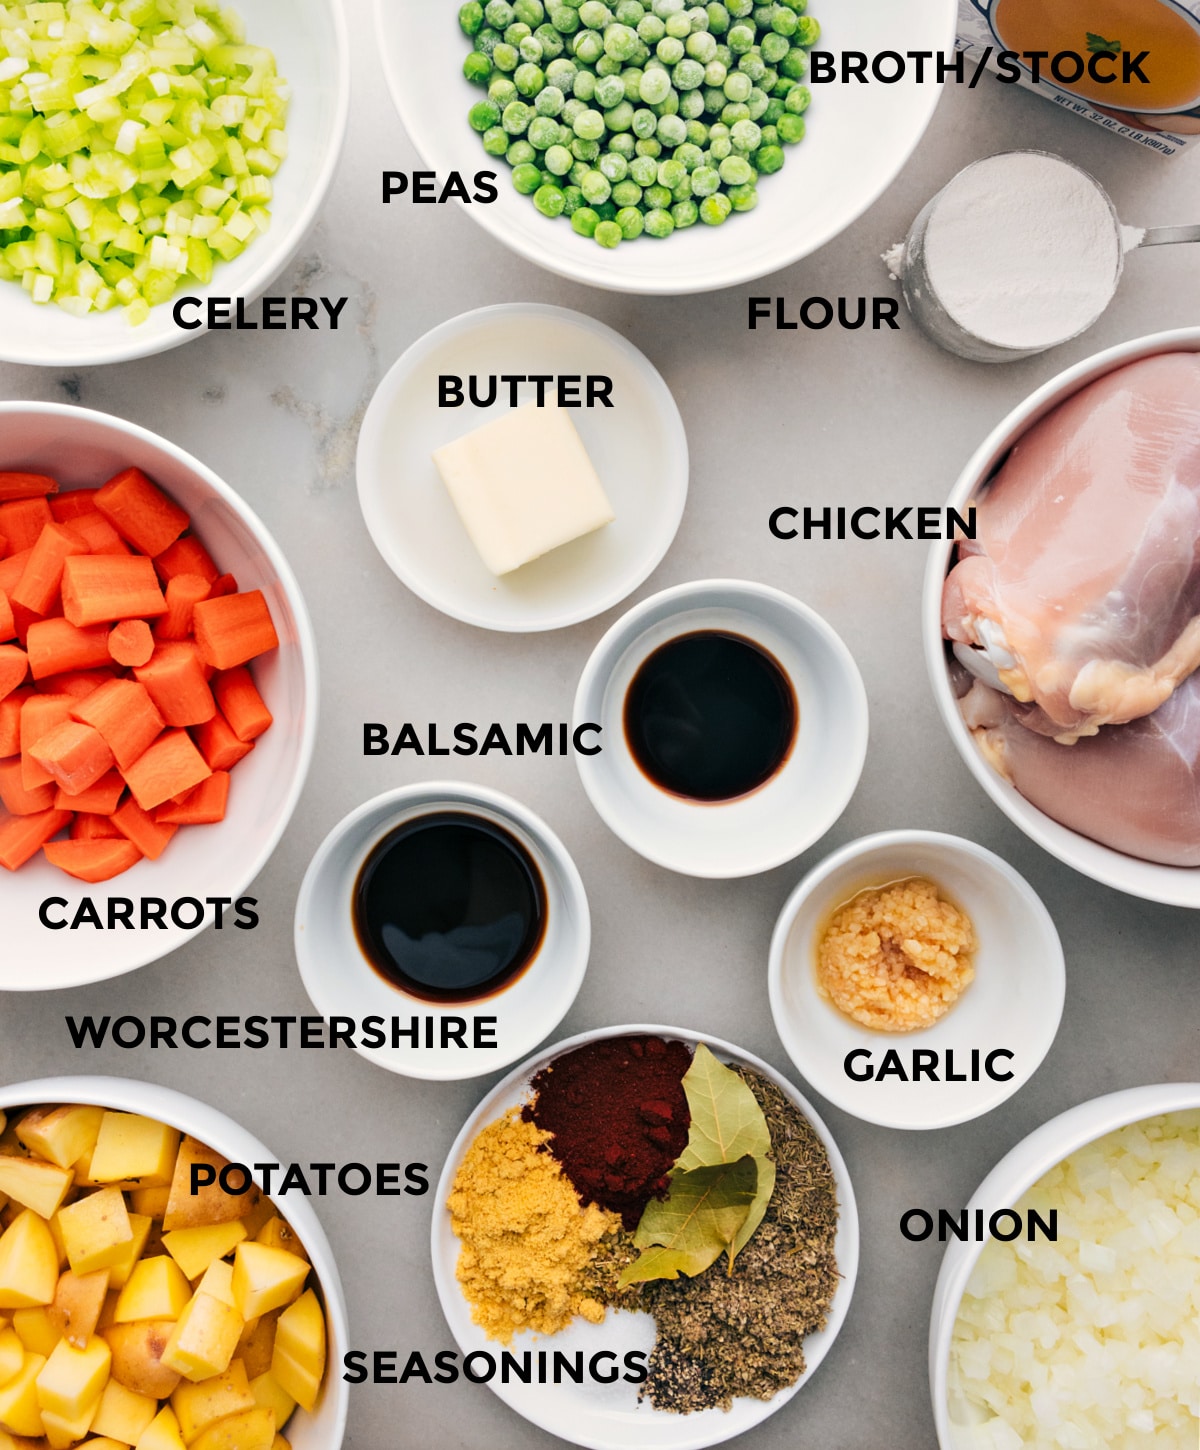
(433, 404, 614, 576)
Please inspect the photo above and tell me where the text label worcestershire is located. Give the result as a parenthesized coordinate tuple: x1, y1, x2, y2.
(66, 1014, 498, 1051)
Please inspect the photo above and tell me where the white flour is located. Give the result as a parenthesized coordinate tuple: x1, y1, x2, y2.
(922, 152, 1121, 350)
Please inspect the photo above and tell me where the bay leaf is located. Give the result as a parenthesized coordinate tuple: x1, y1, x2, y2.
(733, 1155, 776, 1256)
(618, 1156, 757, 1288)
(677, 1043, 772, 1172)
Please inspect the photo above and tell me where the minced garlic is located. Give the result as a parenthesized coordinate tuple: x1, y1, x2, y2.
(816, 877, 976, 1032)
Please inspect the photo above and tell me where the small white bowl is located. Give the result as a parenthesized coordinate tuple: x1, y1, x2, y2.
(376, 0, 955, 295)
(0, 0, 349, 366)
(768, 831, 1065, 1130)
(0, 1074, 350, 1450)
(432, 1023, 859, 1450)
(0, 403, 318, 991)
(923, 327, 1200, 907)
(356, 303, 688, 632)
(574, 580, 868, 877)
(294, 782, 590, 1080)
(928, 1081, 1200, 1449)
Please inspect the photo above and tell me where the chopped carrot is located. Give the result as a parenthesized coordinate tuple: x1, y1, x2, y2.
(0, 498, 53, 553)
(19, 693, 73, 789)
(70, 813, 125, 841)
(0, 757, 55, 815)
(65, 511, 128, 556)
(134, 641, 216, 727)
(192, 710, 254, 771)
(9, 603, 41, 648)
(44, 837, 142, 882)
(208, 572, 238, 599)
(0, 589, 14, 643)
(0, 807, 71, 869)
(108, 618, 154, 668)
(70, 678, 164, 771)
(49, 489, 99, 522)
(55, 769, 124, 814)
(111, 796, 177, 860)
(61, 554, 167, 627)
(156, 573, 210, 640)
(192, 590, 278, 670)
(28, 720, 115, 796)
(0, 472, 57, 501)
(212, 666, 273, 742)
(36, 668, 115, 699)
(0, 689, 32, 756)
(0, 644, 27, 702)
(95, 467, 189, 557)
(26, 618, 111, 679)
(11, 521, 89, 616)
(156, 770, 229, 825)
(0, 548, 31, 595)
(155, 534, 219, 586)
(123, 728, 211, 812)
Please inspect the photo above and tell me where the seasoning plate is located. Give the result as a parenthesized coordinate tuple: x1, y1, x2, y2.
(356, 304, 689, 632)
(431, 1024, 859, 1450)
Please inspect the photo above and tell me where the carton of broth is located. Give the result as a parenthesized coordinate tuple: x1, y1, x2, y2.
(958, 0, 1200, 155)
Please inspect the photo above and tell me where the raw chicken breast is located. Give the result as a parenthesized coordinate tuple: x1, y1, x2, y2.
(943, 353, 1200, 742)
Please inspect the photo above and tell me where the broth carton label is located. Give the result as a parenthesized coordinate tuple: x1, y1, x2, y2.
(958, 0, 1200, 155)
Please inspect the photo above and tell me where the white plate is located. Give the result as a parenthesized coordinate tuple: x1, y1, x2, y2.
(356, 304, 688, 632)
(431, 1024, 859, 1450)
(376, 0, 956, 295)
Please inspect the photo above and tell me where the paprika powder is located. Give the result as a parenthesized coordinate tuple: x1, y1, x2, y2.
(524, 1034, 692, 1228)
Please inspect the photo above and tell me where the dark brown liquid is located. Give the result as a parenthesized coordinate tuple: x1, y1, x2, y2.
(353, 812, 546, 1003)
(624, 630, 797, 801)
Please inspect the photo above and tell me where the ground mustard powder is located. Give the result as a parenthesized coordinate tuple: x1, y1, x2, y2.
(448, 1108, 621, 1343)
(816, 877, 976, 1032)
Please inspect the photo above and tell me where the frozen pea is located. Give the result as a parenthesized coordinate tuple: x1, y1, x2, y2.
(672, 176, 692, 201)
(727, 179, 757, 209)
(545, 142, 574, 172)
(616, 0, 644, 18)
(758, 121, 778, 145)
(644, 205, 674, 236)
(747, 87, 769, 119)
(753, 141, 783, 172)
(595, 199, 619, 219)
(605, 22, 640, 58)
(654, 88, 680, 113)
(751, 2, 772, 23)
(635, 136, 662, 156)
(727, 21, 754, 50)
(506, 138, 536, 163)
(709, 131, 731, 158)
(686, 2, 709, 24)
(464, 51, 492, 82)
(493, 40, 519, 68)
(784, 81, 809, 112)
(664, 11, 690, 35)
(637, 12, 666, 40)
(654, 0, 686, 13)
(615, 204, 644, 237)
(512, 161, 542, 191)
(535, 23, 565, 56)
(796, 16, 819, 43)
(685, 118, 709, 144)
(476, 27, 501, 56)
(730, 117, 761, 150)
(718, 153, 751, 183)
(779, 47, 806, 78)
(489, 75, 519, 105)
(702, 86, 726, 111)
(762, 96, 783, 123)
(547, 56, 578, 84)
(503, 99, 533, 131)
(580, 167, 612, 202)
(713, 40, 732, 62)
(656, 35, 685, 62)
(705, 1, 729, 27)
(777, 111, 804, 143)
(686, 31, 716, 62)
(574, 28, 604, 61)
(595, 72, 626, 106)
(569, 158, 591, 183)
(485, 0, 514, 26)
(672, 57, 704, 88)
(622, 66, 645, 99)
(527, 115, 559, 146)
(727, 0, 751, 12)
(534, 182, 566, 214)
(689, 163, 720, 195)
(760, 29, 788, 61)
(460, 1, 486, 34)
(468, 99, 501, 129)
(599, 150, 628, 179)
(516, 0, 545, 19)
(520, 34, 545, 60)
(503, 17, 531, 38)
(611, 179, 642, 206)
(573, 68, 597, 98)
(699, 191, 732, 224)
(644, 182, 672, 206)
(723, 69, 751, 100)
(671, 197, 698, 226)
(630, 153, 658, 184)
(579, 0, 610, 24)
(594, 218, 623, 246)
(560, 183, 585, 213)
(562, 95, 587, 122)
(704, 57, 727, 83)
(604, 99, 635, 129)
(598, 52, 622, 71)
(638, 67, 672, 102)
(573, 106, 606, 137)
(549, 4, 580, 29)
(656, 112, 687, 145)
(674, 140, 703, 168)
(482, 125, 509, 154)
(571, 135, 601, 159)
(736, 50, 764, 80)
(721, 100, 750, 124)
(572, 204, 600, 234)
(535, 83, 566, 113)
(514, 61, 545, 93)
(761, 65, 777, 88)
(632, 106, 657, 136)
(657, 156, 686, 187)
(610, 130, 637, 155)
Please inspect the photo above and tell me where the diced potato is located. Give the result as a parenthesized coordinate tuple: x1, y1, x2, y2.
(11, 1309, 59, 1358)
(91, 1376, 159, 1445)
(162, 1225, 246, 1284)
(40, 1393, 99, 1450)
(161, 1294, 243, 1383)
(0, 1160, 72, 1223)
(233, 1315, 277, 1382)
(115, 1260, 191, 1326)
(57, 1191, 133, 1276)
(271, 1437, 289, 1450)
(230, 1250, 306, 1325)
(189, 1406, 274, 1450)
(0, 1354, 47, 1437)
(34, 1335, 111, 1420)
(130, 1189, 171, 1222)
(170, 1361, 253, 1443)
(105, 1217, 154, 1293)
(238, 1200, 275, 1242)
(164, 1143, 258, 1235)
(247, 1371, 293, 1434)
(90, 1118, 180, 1192)
(0, 1214, 59, 1309)
(0, 1326, 23, 1385)
(135, 1406, 186, 1450)
(251, 1223, 306, 1267)
(87, 1439, 129, 1450)
(269, 1293, 323, 1414)
(49, 1268, 110, 1349)
(193, 1264, 233, 1310)
(15, 1108, 105, 1173)
(102, 1322, 181, 1400)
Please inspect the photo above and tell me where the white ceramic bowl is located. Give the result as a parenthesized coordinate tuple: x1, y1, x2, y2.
(928, 1081, 1200, 1449)
(0, 0, 349, 366)
(574, 580, 868, 877)
(0, 1074, 350, 1450)
(432, 1023, 859, 1450)
(294, 781, 590, 1080)
(768, 831, 1065, 1130)
(376, 0, 956, 295)
(0, 403, 318, 990)
(923, 327, 1200, 908)
(356, 303, 688, 632)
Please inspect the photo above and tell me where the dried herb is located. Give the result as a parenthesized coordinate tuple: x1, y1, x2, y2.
(619, 1156, 758, 1287)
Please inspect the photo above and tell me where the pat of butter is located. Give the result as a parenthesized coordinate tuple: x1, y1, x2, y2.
(432, 403, 615, 576)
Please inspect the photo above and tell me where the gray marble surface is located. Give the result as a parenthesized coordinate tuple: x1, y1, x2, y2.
(2, 6, 1199, 1448)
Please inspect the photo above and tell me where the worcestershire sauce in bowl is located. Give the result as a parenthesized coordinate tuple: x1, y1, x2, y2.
(624, 630, 797, 801)
(353, 812, 546, 1003)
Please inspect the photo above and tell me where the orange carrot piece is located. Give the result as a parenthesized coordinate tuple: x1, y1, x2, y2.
(65, 510, 128, 556)
(0, 756, 55, 814)
(192, 710, 254, 771)
(0, 548, 31, 595)
(94, 467, 189, 557)
(208, 572, 238, 599)
(0, 644, 27, 702)
(70, 678, 164, 771)
(0, 472, 57, 502)
(0, 590, 14, 643)
(70, 812, 125, 841)
(122, 728, 211, 811)
(55, 768, 124, 814)
(19, 693, 73, 789)
(11, 521, 89, 616)
(49, 489, 99, 522)
(154, 535, 219, 586)
(28, 720, 114, 796)
(155, 573, 210, 641)
(36, 668, 115, 700)
(212, 666, 273, 742)
(192, 591, 278, 671)
(0, 806, 71, 869)
(111, 795, 177, 860)
(61, 554, 167, 627)
(26, 618, 111, 680)
(134, 642, 216, 727)
(0, 689, 32, 756)
(44, 837, 142, 882)
(0, 499, 52, 554)
(156, 770, 229, 825)
(108, 618, 154, 668)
